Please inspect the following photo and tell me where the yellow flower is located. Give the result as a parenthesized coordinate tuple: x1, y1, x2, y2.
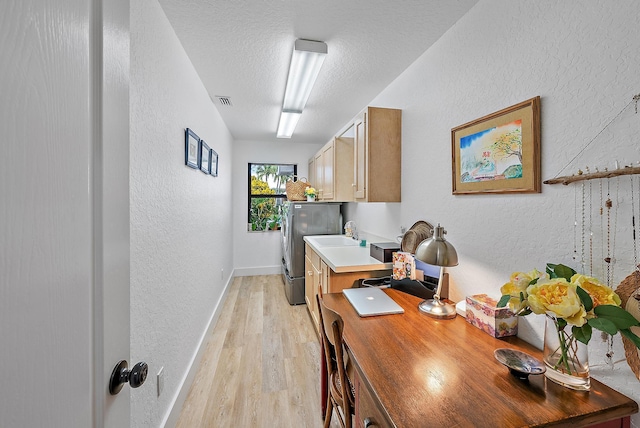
(526, 278, 587, 326)
(571, 274, 622, 307)
(500, 269, 546, 312)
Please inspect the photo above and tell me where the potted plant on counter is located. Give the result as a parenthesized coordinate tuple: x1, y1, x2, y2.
(304, 186, 317, 202)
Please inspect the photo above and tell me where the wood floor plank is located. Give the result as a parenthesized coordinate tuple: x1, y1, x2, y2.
(176, 275, 341, 428)
(283, 341, 322, 427)
(261, 314, 287, 393)
(245, 284, 263, 336)
(222, 280, 251, 349)
(229, 333, 262, 427)
(199, 346, 243, 427)
(260, 390, 293, 428)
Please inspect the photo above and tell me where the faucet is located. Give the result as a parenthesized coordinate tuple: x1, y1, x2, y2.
(344, 221, 358, 239)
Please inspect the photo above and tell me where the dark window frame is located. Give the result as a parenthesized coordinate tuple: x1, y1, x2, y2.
(247, 163, 297, 231)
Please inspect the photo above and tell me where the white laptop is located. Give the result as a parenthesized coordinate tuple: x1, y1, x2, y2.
(342, 287, 405, 317)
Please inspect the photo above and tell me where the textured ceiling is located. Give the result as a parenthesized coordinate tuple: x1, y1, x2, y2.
(157, 0, 479, 145)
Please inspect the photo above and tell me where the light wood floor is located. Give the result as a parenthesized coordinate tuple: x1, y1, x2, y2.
(176, 275, 340, 427)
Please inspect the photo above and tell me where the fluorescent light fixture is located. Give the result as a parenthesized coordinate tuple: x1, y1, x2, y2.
(277, 39, 327, 138)
(276, 111, 302, 139)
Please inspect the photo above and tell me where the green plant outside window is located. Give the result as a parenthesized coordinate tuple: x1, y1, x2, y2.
(248, 163, 296, 231)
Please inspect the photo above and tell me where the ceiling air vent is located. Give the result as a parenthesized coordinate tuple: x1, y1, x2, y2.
(215, 96, 233, 107)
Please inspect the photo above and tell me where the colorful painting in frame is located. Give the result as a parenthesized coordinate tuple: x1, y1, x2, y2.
(451, 96, 541, 195)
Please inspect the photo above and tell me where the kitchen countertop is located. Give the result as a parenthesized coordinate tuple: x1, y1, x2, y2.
(304, 234, 394, 274)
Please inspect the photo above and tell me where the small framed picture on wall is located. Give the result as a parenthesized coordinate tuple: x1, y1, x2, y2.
(200, 140, 212, 174)
(185, 128, 200, 169)
(210, 149, 218, 177)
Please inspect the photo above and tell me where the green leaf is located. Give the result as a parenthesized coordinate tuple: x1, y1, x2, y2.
(497, 295, 510, 308)
(620, 329, 640, 350)
(572, 324, 592, 345)
(588, 317, 619, 335)
(576, 286, 593, 312)
(546, 263, 557, 278)
(556, 318, 567, 329)
(518, 308, 532, 316)
(547, 263, 576, 281)
(594, 305, 640, 330)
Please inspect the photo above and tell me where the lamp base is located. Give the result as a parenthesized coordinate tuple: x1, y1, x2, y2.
(418, 297, 457, 319)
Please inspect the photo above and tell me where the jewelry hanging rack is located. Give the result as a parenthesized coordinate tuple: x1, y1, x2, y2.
(544, 93, 640, 186)
(544, 165, 640, 185)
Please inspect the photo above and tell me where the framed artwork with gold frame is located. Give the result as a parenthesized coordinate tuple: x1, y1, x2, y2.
(451, 96, 541, 195)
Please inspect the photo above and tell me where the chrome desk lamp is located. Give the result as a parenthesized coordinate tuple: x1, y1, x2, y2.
(414, 223, 458, 319)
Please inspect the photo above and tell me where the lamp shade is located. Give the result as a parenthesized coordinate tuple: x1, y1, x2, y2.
(414, 224, 458, 267)
(414, 223, 458, 319)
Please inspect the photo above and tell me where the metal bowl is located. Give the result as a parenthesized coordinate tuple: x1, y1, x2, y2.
(494, 348, 546, 380)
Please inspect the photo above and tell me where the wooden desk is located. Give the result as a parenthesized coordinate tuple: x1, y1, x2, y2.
(322, 289, 638, 428)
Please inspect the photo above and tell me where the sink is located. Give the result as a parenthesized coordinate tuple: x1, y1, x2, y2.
(308, 235, 360, 247)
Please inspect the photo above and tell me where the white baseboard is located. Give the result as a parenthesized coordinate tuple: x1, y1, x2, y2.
(161, 269, 235, 427)
(234, 265, 281, 277)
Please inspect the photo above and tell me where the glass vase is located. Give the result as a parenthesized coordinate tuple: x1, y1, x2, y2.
(543, 315, 590, 391)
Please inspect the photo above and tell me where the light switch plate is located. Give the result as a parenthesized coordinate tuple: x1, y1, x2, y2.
(157, 367, 164, 397)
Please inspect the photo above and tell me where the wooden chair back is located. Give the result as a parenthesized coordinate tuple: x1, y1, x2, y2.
(317, 294, 353, 428)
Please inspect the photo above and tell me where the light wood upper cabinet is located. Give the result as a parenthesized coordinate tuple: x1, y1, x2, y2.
(307, 156, 315, 189)
(321, 142, 334, 200)
(309, 106, 400, 203)
(314, 137, 354, 202)
(354, 112, 367, 199)
(314, 151, 323, 198)
(353, 107, 402, 202)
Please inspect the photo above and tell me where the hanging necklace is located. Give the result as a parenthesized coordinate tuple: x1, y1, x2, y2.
(633, 175, 639, 272)
(588, 169, 594, 276)
(611, 177, 619, 284)
(605, 176, 612, 286)
(580, 180, 586, 273)
(599, 169, 605, 277)
(573, 182, 578, 261)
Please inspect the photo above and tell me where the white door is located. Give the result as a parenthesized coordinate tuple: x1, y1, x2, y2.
(0, 1, 133, 427)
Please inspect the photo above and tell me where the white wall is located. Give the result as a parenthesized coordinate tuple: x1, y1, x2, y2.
(345, 0, 640, 422)
(130, 0, 234, 426)
(232, 140, 321, 275)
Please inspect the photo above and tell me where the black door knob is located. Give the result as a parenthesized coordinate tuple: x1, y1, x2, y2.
(109, 360, 148, 395)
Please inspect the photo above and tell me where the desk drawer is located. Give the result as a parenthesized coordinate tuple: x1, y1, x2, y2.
(354, 372, 392, 428)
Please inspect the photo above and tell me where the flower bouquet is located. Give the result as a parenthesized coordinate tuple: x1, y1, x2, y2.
(304, 186, 317, 201)
(498, 263, 640, 390)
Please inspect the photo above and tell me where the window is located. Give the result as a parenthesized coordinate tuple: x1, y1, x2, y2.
(248, 163, 296, 231)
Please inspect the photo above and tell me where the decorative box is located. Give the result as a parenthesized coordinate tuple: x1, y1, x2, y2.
(392, 252, 415, 280)
(465, 294, 518, 338)
(370, 242, 401, 263)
